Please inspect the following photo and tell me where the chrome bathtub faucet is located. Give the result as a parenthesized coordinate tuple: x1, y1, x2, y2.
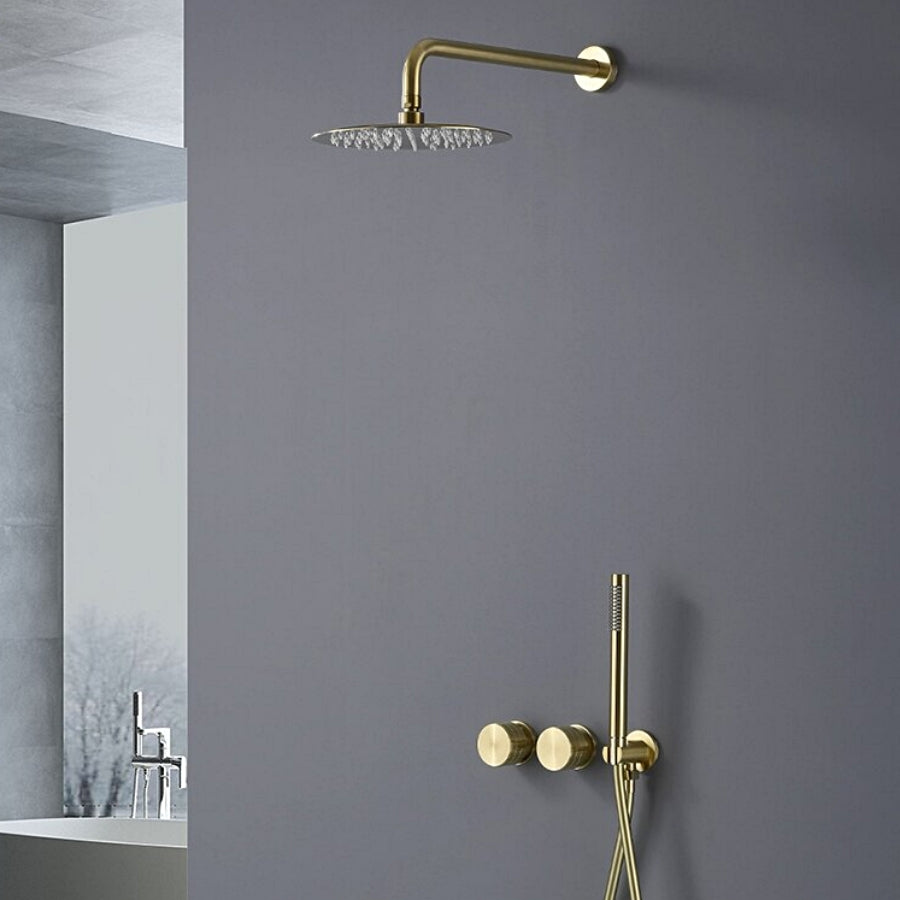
(130, 690, 187, 820)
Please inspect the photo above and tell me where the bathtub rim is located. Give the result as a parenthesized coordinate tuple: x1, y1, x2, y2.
(0, 817, 187, 848)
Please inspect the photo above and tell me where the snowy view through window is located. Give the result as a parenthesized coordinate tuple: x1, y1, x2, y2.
(63, 205, 187, 818)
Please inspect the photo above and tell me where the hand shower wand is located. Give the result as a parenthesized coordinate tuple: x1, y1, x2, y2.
(602, 574, 659, 900)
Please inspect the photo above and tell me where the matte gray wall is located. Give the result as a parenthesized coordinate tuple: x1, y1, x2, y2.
(0, 213, 62, 819)
(187, 1, 900, 897)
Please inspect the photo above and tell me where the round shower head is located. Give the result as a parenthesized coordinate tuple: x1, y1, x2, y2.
(311, 124, 511, 151)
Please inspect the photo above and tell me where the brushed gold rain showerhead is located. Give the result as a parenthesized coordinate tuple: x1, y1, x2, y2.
(310, 124, 510, 151)
(311, 38, 618, 151)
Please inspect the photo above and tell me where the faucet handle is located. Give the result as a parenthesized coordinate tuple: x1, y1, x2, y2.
(477, 721, 537, 767)
(536, 724, 598, 771)
(132, 691, 144, 756)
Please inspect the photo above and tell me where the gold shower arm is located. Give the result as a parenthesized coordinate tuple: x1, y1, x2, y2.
(399, 38, 617, 124)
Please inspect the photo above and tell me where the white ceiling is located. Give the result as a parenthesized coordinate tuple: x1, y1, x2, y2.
(0, 0, 182, 147)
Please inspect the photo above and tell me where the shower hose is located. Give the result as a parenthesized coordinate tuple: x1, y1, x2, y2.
(604, 766, 642, 900)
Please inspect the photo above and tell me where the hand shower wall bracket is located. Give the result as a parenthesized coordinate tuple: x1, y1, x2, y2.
(601, 728, 659, 772)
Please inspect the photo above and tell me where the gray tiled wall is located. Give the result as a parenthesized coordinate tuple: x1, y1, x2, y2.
(0, 213, 62, 819)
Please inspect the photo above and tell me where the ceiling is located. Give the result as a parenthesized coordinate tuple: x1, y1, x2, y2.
(0, 1, 184, 222)
(0, 0, 182, 148)
(0, 110, 185, 223)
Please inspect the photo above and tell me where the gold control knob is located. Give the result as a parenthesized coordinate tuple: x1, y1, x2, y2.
(536, 724, 598, 771)
(477, 721, 537, 767)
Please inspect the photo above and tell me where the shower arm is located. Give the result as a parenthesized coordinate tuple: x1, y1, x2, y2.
(398, 38, 616, 124)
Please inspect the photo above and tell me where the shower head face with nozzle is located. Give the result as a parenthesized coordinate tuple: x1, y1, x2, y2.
(311, 124, 511, 151)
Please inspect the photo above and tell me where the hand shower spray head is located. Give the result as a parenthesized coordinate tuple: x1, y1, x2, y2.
(609, 581, 623, 632)
(608, 573, 629, 759)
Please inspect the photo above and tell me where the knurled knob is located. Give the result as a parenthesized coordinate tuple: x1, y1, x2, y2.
(476, 721, 537, 767)
(536, 724, 598, 771)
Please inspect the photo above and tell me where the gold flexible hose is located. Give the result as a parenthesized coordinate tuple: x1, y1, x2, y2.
(602, 772, 634, 900)
(613, 765, 643, 900)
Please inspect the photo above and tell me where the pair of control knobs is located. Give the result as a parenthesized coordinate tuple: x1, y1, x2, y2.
(477, 721, 660, 771)
(478, 721, 598, 771)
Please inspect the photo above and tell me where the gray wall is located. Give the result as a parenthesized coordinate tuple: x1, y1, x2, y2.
(0, 213, 62, 819)
(187, 2, 900, 898)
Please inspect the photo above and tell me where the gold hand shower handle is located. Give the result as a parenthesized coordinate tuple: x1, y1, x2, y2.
(608, 573, 629, 761)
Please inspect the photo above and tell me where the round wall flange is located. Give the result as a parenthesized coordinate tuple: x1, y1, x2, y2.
(574, 45, 618, 92)
(626, 729, 659, 772)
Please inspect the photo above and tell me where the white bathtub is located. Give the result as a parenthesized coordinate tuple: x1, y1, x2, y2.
(0, 818, 186, 900)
